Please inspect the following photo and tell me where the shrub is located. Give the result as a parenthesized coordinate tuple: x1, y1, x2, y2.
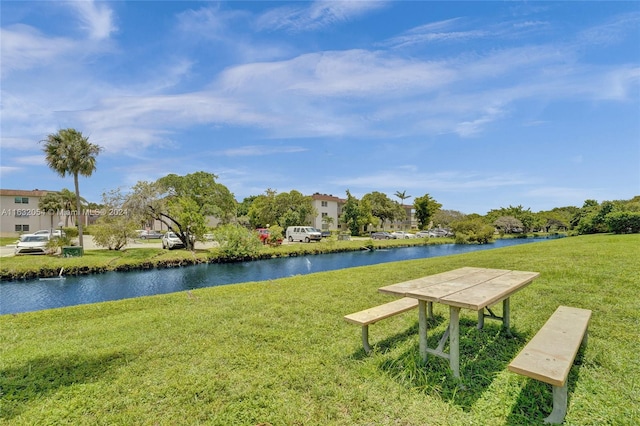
(214, 224, 262, 260)
(91, 223, 132, 250)
(62, 227, 78, 238)
(266, 224, 284, 246)
(46, 235, 73, 254)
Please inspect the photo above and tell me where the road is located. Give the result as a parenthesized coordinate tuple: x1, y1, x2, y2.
(1, 236, 220, 257)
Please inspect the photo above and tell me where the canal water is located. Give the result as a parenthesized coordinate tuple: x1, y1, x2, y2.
(0, 237, 556, 315)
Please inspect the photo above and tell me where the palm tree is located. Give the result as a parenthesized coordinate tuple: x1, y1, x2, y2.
(42, 128, 103, 248)
(38, 191, 64, 231)
(394, 190, 412, 230)
(58, 188, 84, 227)
(394, 190, 412, 205)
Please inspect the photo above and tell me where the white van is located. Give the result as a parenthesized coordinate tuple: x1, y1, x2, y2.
(286, 226, 322, 243)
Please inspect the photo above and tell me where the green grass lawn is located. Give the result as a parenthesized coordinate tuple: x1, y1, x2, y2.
(1, 234, 638, 425)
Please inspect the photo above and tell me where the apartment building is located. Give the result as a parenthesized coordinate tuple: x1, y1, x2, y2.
(310, 192, 417, 234)
(0, 189, 69, 237)
(310, 193, 344, 232)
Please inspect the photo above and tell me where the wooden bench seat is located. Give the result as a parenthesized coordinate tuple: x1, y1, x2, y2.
(508, 305, 592, 424)
(344, 297, 419, 354)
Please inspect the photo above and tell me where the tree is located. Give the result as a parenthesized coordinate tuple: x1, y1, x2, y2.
(341, 190, 371, 236)
(126, 172, 236, 250)
(248, 189, 317, 229)
(42, 128, 102, 248)
(237, 195, 258, 218)
(56, 188, 86, 227)
(494, 216, 524, 234)
(413, 194, 442, 230)
(394, 190, 412, 206)
(486, 205, 536, 233)
(363, 191, 404, 229)
(450, 217, 495, 244)
(38, 192, 64, 232)
(605, 211, 640, 234)
(322, 215, 334, 230)
(92, 188, 137, 250)
(431, 209, 466, 228)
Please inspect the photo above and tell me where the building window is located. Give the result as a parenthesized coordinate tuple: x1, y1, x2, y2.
(321, 201, 328, 207)
(15, 224, 30, 232)
(321, 212, 327, 218)
(14, 197, 29, 204)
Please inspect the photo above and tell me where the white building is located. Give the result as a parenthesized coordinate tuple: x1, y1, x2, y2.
(310, 192, 416, 234)
(0, 189, 68, 237)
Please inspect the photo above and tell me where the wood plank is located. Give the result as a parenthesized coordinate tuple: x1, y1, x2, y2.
(378, 267, 487, 296)
(440, 271, 540, 310)
(508, 306, 592, 387)
(343, 297, 419, 325)
(404, 268, 511, 302)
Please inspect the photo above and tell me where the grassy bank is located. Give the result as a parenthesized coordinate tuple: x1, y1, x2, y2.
(1, 234, 638, 425)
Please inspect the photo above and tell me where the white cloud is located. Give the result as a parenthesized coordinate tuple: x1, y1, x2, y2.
(220, 145, 308, 156)
(14, 155, 45, 166)
(256, 0, 388, 32)
(334, 170, 533, 192)
(0, 25, 76, 76)
(0, 166, 21, 176)
(383, 18, 489, 48)
(577, 12, 640, 47)
(67, 0, 117, 40)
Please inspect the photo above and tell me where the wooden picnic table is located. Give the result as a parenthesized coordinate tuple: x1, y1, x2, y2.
(379, 266, 540, 378)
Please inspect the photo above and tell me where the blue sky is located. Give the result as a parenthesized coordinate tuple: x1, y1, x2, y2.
(1, 1, 639, 215)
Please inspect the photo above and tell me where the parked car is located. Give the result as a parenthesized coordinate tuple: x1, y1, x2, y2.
(429, 228, 454, 237)
(162, 232, 185, 250)
(138, 230, 164, 239)
(14, 235, 51, 255)
(285, 226, 321, 243)
(313, 228, 331, 238)
(33, 229, 66, 238)
(256, 228, 282, 245)
(415, 230, 431, 238)
(371, 231, 396, 240)
(391, 231, 416, 239)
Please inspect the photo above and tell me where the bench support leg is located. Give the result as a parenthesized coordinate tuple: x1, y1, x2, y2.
(361, 325, 372, 354)
(545, 383, 568, 424)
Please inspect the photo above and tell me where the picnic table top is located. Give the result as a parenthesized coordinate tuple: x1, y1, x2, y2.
(379, 266, 540, 310)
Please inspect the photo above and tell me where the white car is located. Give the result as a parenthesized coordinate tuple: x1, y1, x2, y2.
(15, 234, 51, 255)
(33, 229, 66, 238)
(391, 231, 416, 239)
(415, 230, 431, 238)
(162, 232, 185, 249)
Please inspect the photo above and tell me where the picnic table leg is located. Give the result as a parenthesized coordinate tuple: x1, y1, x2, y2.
(503, 298, 511, 329)
(419, 300, 428, 362)
(427, 301, 433, 320)
(477, 308, 485, 329)
(449, 306, 460, 378)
